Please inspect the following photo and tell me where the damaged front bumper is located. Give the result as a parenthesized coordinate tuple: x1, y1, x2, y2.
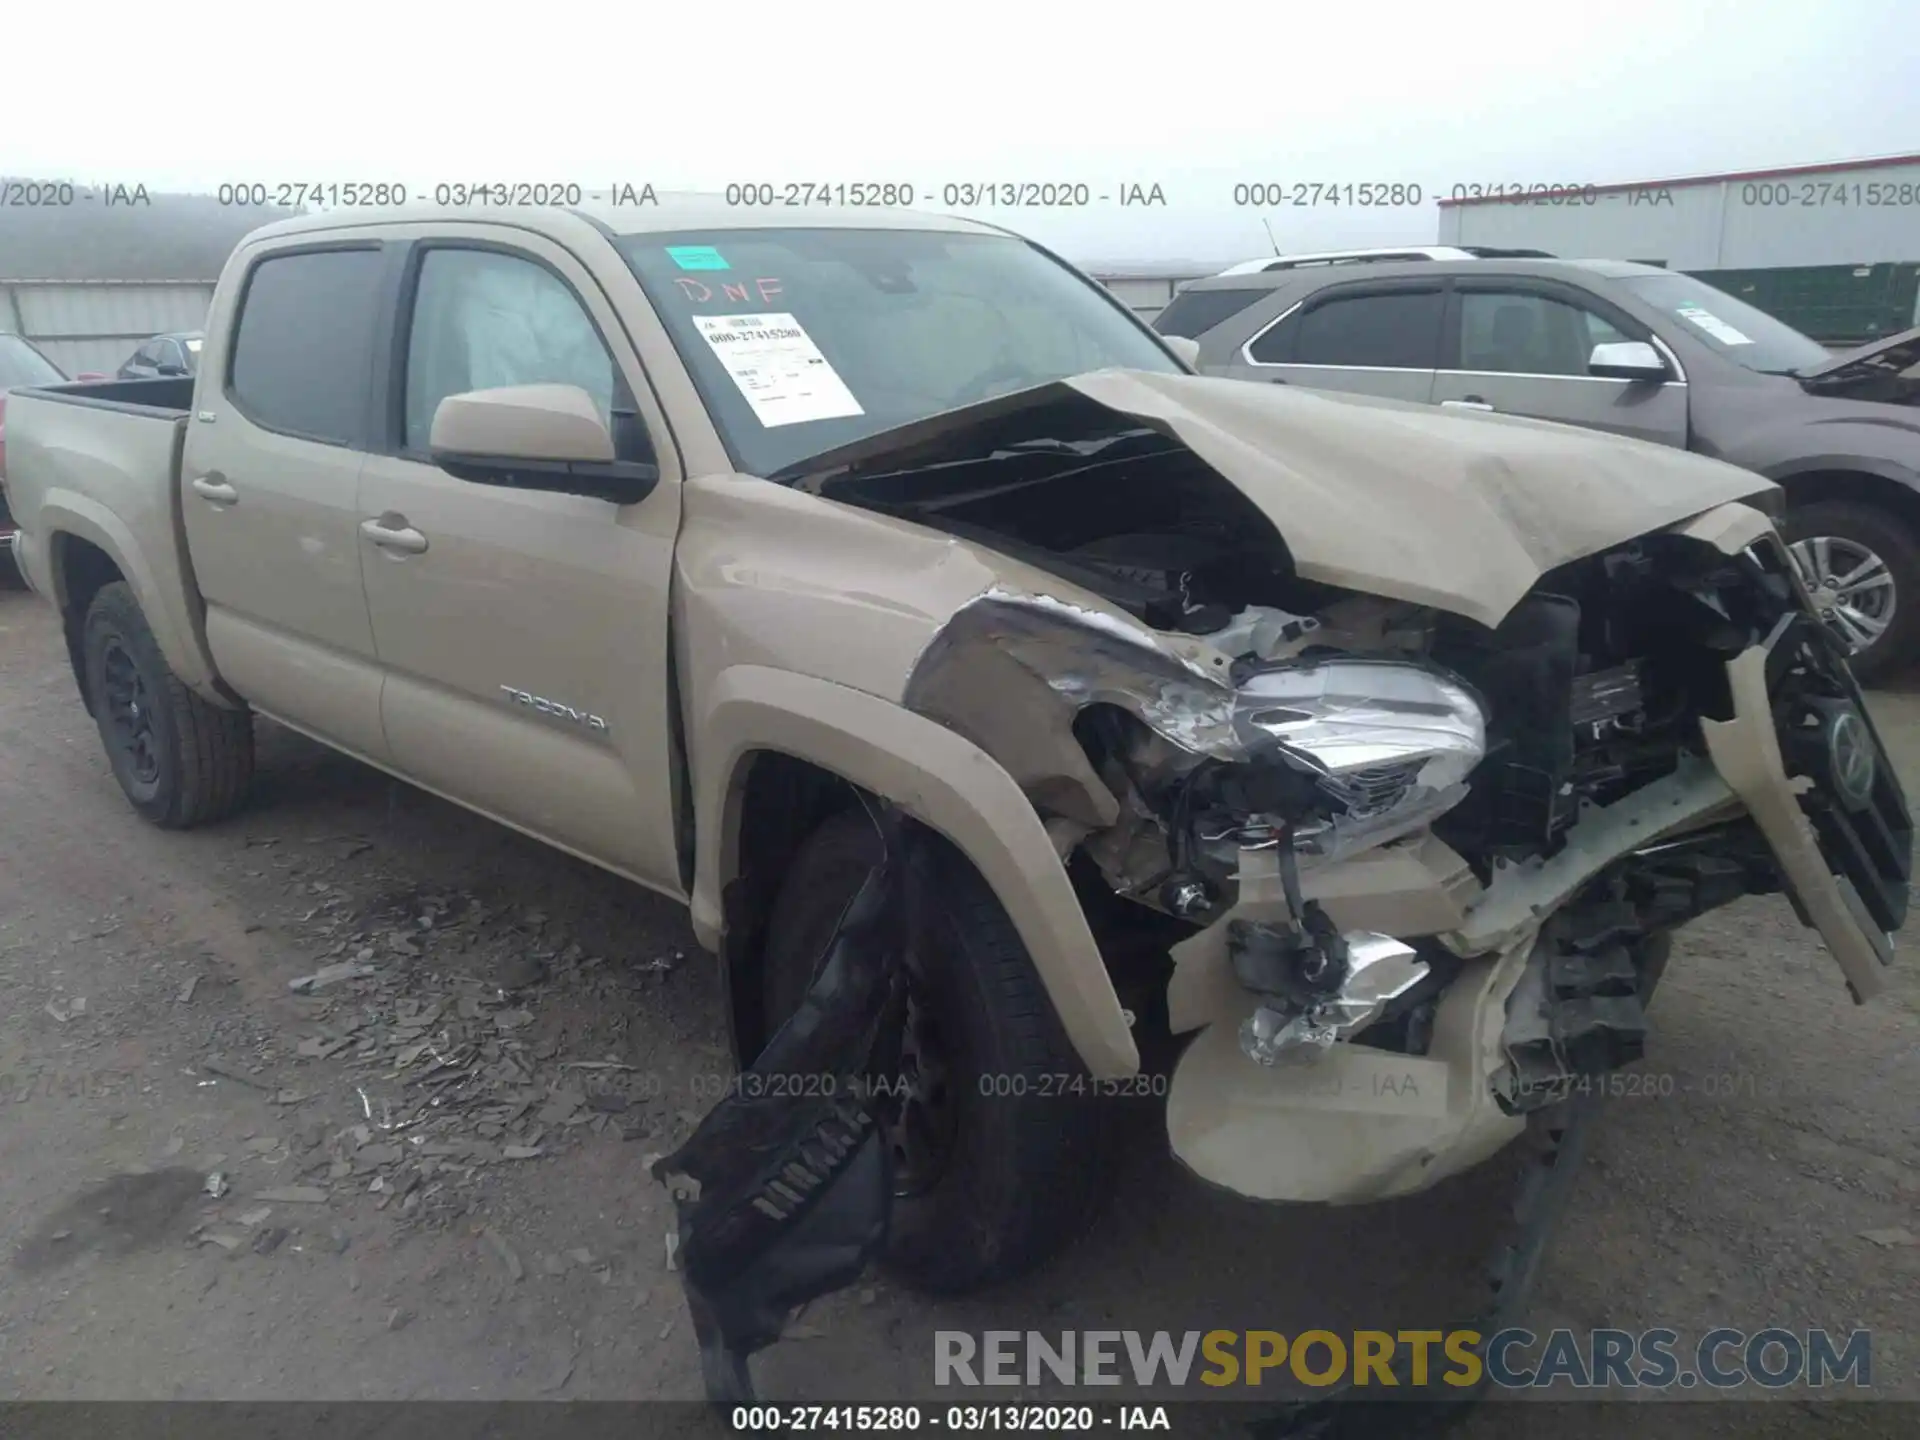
(1163, 602, 1909, 1205)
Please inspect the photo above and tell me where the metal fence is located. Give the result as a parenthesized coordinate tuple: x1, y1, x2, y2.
(3, 280, 216, 377)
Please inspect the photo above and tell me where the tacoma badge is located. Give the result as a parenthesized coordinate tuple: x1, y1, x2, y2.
(499, 685, 609, 733)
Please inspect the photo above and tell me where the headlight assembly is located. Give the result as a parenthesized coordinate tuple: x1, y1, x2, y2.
(1230, 660, 1489, 863)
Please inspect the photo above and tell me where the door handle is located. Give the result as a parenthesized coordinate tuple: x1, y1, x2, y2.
(360, 517, 429, 554)
(190, 474, 238, 505)
(1441, 398, 1495, 411)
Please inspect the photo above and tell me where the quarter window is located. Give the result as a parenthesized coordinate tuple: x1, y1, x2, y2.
(1250, 290, 1443, 368)
(228, 248, 385, 445)
(1456, 291, 1629, 377)
(403, 248, 616, 454)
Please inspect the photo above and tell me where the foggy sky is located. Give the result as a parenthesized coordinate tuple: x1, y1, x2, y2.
(4, 0, 1916, 266)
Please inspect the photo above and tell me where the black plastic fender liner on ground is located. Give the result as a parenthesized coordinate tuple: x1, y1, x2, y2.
(652, 800, 916, 1407)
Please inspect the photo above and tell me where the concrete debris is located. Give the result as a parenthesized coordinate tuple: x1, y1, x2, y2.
(202, 1231, 245, 1251)
(178, 976, 201, 1004)
(255, 1186, 329, 1205)
(252, 1226, 290, 1255)
(664, 1231, 679, 1272)
(237, 1206, 274, 1226)
(201, 1058, 272, 1090)
(288, 962, 377, 994)
(484, 1226, 524, 1282)
(386, 1306, 412, 1331)
(44, 997, 87, 1023)
(205, 1172, 230, 1199)
(502, 1145, 543, 1160)
(1860, 1227, 1918, 1248)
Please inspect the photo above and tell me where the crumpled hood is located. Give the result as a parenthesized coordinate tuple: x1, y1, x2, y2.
(782, 369, 1777, 628)
(1796, 322, 1920, 388)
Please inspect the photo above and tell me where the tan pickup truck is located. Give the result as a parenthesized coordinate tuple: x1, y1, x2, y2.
(3, 202, 1910, 1390)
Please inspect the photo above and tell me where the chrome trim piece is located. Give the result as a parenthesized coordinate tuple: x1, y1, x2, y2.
(498, 684, 610, 734)
(1435, 367, 1688, 386)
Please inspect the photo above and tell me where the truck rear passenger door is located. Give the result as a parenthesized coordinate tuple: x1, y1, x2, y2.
(1433, 280, 1689, 446)
(181, 243, 391, 761)
(356, 231, 686, 896)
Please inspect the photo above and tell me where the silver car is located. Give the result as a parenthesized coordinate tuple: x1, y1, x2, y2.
(1160, 248, 1920, 679)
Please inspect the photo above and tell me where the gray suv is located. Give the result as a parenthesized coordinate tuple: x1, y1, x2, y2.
(1159, 249, 1920, 679)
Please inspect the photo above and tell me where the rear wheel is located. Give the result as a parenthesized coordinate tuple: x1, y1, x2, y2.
(1780, 501, 1920, 684)
(761, 807, 1113, 1294)
(82, 581, 254, 827)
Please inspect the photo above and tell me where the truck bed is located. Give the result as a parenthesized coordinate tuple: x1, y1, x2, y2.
(3, 377, 223, 692)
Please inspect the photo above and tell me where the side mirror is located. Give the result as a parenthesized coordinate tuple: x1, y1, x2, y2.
(1588, 340, 1670, 382)
(1161, 334, 1202, 368)
(430, 384, 660, 506)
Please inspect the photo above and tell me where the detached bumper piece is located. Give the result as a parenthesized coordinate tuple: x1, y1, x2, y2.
(651, 806, 915, 1406)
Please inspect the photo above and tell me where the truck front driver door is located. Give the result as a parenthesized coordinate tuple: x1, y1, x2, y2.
(356, 232, 686, 896)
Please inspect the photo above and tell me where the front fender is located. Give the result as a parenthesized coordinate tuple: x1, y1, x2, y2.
(692, 664, 1139, 1079)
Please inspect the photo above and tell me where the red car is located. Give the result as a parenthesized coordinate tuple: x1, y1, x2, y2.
(1, 333, 105, 587)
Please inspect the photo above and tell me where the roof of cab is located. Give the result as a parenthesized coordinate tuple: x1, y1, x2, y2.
(235, 194, 1012, 247)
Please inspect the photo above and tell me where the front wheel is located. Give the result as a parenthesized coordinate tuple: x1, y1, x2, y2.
(1779, 501, 1920, 684)
(82, 581, 255, 827)
(760, 808, 1114, 1294)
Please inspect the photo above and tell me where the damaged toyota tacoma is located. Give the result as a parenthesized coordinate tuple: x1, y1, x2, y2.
(2, 202, 1910, 1408)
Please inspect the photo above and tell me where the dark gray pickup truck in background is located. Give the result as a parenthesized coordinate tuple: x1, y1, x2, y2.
(1161, 252, 1920, 680)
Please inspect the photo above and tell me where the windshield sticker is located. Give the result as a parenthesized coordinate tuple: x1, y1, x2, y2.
(667, 245, 731, 271)
(693, 312, 865, 429)
(674, 275, 784, 304)
(1674, 303, 1753, 346)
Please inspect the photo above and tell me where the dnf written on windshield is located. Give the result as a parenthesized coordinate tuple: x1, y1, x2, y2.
(674, 275, 786, 304)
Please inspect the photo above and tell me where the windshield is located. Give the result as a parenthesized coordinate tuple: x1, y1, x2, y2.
(1618, 272, 1833, 376)
(617, 228, 1183, 477)
(0, 334, 65, 390)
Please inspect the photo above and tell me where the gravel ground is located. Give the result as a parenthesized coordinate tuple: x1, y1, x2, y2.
(1, 586, 1916, 1434)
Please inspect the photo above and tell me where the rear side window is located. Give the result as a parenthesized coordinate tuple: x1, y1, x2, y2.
(1252, 289, 1443, 368)
(228, 248, 385, 446)
(1152, 286, 1267, 339)
(0, 334, 65, 389)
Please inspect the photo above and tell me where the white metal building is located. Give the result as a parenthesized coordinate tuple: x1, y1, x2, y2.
(1436, 152, 1920, 270)
(0, 187, 297, 375)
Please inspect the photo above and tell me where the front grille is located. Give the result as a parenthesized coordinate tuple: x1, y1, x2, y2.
(1766, 611, 1913, 933)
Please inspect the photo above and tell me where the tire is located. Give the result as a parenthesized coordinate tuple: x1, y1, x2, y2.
(1778, 500, 1920, 685)
(761, 807, 1112, 1294)
(81, 581, 254, 827)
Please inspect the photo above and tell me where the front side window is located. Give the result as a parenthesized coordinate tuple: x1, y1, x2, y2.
(403, 248, 616, 454)
(617, 228, 1182, 478)
(229, 247, 385, 446)
(1456, 290, 1629, 376)
(1251, 289, 1443, 368)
